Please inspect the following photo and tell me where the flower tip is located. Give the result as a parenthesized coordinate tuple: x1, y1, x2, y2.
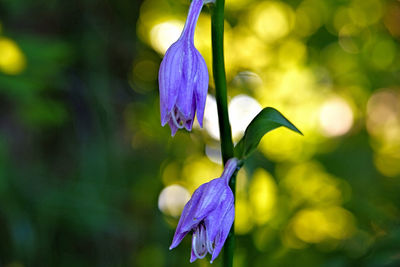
(210, 252, 220, 263)
(197, 119, 203, 128)
(169, 243, 178, 250)
(170, 127, 178, 137)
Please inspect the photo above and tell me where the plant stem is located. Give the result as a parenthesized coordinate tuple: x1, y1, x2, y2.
(211, 1, 235, 266)
(211, 1, 233, 163)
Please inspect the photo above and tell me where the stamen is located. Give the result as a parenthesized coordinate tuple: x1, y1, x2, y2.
(171, 108, 184, 129)
(192, 224, 207, 259)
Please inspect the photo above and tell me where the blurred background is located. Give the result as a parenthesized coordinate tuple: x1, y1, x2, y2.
(0, 0, 400, 266)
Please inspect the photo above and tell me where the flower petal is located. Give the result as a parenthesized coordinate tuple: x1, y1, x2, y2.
(168, 118, 179, 137)
(210, 204, 234, 263)
(203, 188, 233, 249)
(190, 248, 198, 263)
(194, 49, 208, 127)
(175, 44, 196, 118)
(159, 41, 184, 125)
(183, 96, 196, 131)
(179, 180, 221, 233)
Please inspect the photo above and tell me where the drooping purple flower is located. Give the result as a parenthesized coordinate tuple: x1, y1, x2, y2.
(159, 0, 211, 136)
(169, 158, 239, 263)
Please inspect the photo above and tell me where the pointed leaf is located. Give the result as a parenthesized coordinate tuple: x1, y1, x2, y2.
(234, 107, 302, 159)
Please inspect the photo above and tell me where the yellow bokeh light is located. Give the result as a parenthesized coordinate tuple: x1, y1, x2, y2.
(231, 71, 263, 91)
(366, 89, 400, 141)
(349, 0, 382, 27)
(236, 168, 248, 195)
(256, 67, 316, 106)
(333, 7, 352, 33)
(149, 20, 184, 54)
(338, 25, 364, 54)
(136, 0, 176, 44)
(249, 169, 277, 225)
(374, 150, 400, 178)
(235, 196, 254, 235)
(322, 43, 358, 75)
(292, 208, 328, 243)
(366, 88, 400, 177)
(203, 94, 220, 140)
(259, 128, 309, 162)
(228, 94, 262, 141)
(182, 156, 222, 192)
(193, 14, 212, 70)
(205, 144, 222, 164)
(226, 0, 254, 11)
(247, 1, 294, 43)
(205, 93, 263, 141)
(0, 37, 26, 75)
(281, 162, 346, 206)
(294, 0, 326, 37)
(227, 27, 272, 70)
(291, 206, 356, 243)
(254, 65, 328, 161)
(158, 184, 190, 217)
(278, 39, 307, 67)
(319, 97, 354, 137)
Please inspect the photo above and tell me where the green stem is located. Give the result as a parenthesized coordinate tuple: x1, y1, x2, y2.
(211, 1, 235, 266)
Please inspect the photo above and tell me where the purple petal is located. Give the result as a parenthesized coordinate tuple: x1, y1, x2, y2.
(169, 158, 240, 262)
(168, 118, 179, 137)
(184, 96, 196, 131)
(170, 176, 229, 251)
(169, 194, 197, 250)
(210, 204, 234, 263)
(170, 183, 210, 250)
(187, 179, 229, 223)
(159, 42, 184, 124)
(203, 187, 233, 250)
(178, 181, 220, 233)
(175, 43, 196, 118)
(158, 0, 208, 135)
(194, 50, 208, 127)
(190, 248, 198, 263)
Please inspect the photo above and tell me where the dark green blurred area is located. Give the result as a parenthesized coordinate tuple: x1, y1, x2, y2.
(0, 0, 400, 266)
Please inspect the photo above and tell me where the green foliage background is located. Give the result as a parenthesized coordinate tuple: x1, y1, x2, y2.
(0, 0, 399, 266)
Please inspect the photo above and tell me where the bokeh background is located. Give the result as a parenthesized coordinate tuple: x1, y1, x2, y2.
(1, 0, 400, 266)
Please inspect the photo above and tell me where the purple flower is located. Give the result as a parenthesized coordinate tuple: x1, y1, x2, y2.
(159, 0, 211, 136)
(169, 158, 239, 263)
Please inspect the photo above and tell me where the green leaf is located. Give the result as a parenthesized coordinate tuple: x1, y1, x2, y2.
(234, 107, 302, 159)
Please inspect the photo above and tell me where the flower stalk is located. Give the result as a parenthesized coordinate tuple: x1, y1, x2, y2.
(211, 0, 235, 266)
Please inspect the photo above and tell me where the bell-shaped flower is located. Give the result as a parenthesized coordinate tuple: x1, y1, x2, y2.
(169, 158, 239, 263)
(158, 0, 211, 136)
